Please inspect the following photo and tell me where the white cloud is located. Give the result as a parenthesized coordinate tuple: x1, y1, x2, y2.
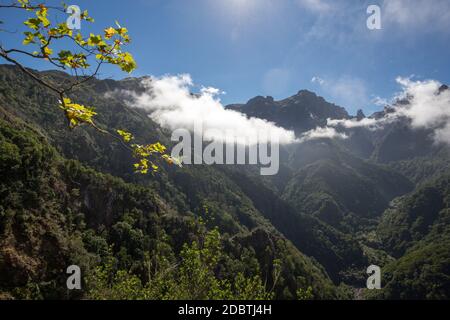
(393, 77, 450, 143)
(435, 123, 450, 144)
(382, 0, 450, 34)
(121, 74, 297, 145)
(311, 76, 325, 86)
(200, 86, 224, 96)
(327, 117, 380, 130)
(371, 96, 390, 107)
(326, 77, 450, 145)
(299, 126, 348, 142)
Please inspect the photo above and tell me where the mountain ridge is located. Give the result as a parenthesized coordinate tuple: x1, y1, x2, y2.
(0, 64, 449, 299)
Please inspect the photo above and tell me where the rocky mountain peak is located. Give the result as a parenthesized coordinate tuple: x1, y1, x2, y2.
(439, 84, 449, 93)
(356, 109, 366, 120)
(246, 95, 275, 105)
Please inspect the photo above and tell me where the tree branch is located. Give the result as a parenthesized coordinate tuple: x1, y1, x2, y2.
(0, 47, 62, 94)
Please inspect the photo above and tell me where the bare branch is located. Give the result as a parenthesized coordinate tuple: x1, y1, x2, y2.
(5, 47, 66, 69)
(0, 46, 62, 94)
(0, 3, 65, 13)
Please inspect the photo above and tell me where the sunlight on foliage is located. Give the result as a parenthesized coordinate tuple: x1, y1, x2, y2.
(87, 228, 273, 300)
(0, 1, 174, 174)
(297, 286, 314, 300)
(59, 97, 96, 129)
(116, 129, 179, 174)
(117, 129, 133, 142)
(3, 0, 138, 129)
(19, 2, 136, 74)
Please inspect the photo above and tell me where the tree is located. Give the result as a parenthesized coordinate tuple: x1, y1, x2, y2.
(0, 0, 174, 173)
(86, 229, 273, 300)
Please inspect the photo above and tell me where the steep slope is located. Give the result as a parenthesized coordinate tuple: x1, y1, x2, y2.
(2, 64, 448, 299)
(0, 65, 373, 287)
(365, 89, 450, 185)
(282, 141, 414, 232)
(375, 235, 450, 299)
(387, 147, 450, 185)
(377, 174, 450, 258)
(217, 166, 368, 284)
(0, 104, 337, 299)
(370, 174, 450, 299)
(0, 65, 348, 299)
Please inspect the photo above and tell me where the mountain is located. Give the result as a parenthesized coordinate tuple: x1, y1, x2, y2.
(0, 64, 449, 300)
(377, 174, 450, 258)
(229, 84, 450, 294)
(227, 88, 450, 173)
(226, 90, 349, 134)
(282, 141, 414, 231)
(0, 65, 340, 299)
(371, 174, 450, 299)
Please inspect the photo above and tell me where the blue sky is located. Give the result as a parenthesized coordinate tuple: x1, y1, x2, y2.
(2, 0, 450, 115)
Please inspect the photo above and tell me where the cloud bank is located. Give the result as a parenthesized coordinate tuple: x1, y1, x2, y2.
(122, 74, 297, 145)
(299, 126, 348, 143)
(327, 77, 450, 144)
(115, 74, 449, 146)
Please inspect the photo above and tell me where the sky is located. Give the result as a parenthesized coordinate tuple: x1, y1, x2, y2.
(1, 0, 450, 115)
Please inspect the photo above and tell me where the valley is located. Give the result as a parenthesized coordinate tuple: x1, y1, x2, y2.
(0, 64, 449, 300)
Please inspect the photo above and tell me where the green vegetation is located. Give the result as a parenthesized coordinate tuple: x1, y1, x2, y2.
(0, 100, 335, 299)
(369, 174, 450, 299)
(87, 229, 272, 300)
(0, 0, 174, 175)
(0, 64, 449, 300)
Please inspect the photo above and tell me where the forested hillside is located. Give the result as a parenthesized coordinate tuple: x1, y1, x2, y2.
(372, 175, 450, 299)
(0, 65, 338, 299)
(0, 65, 449, 300)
